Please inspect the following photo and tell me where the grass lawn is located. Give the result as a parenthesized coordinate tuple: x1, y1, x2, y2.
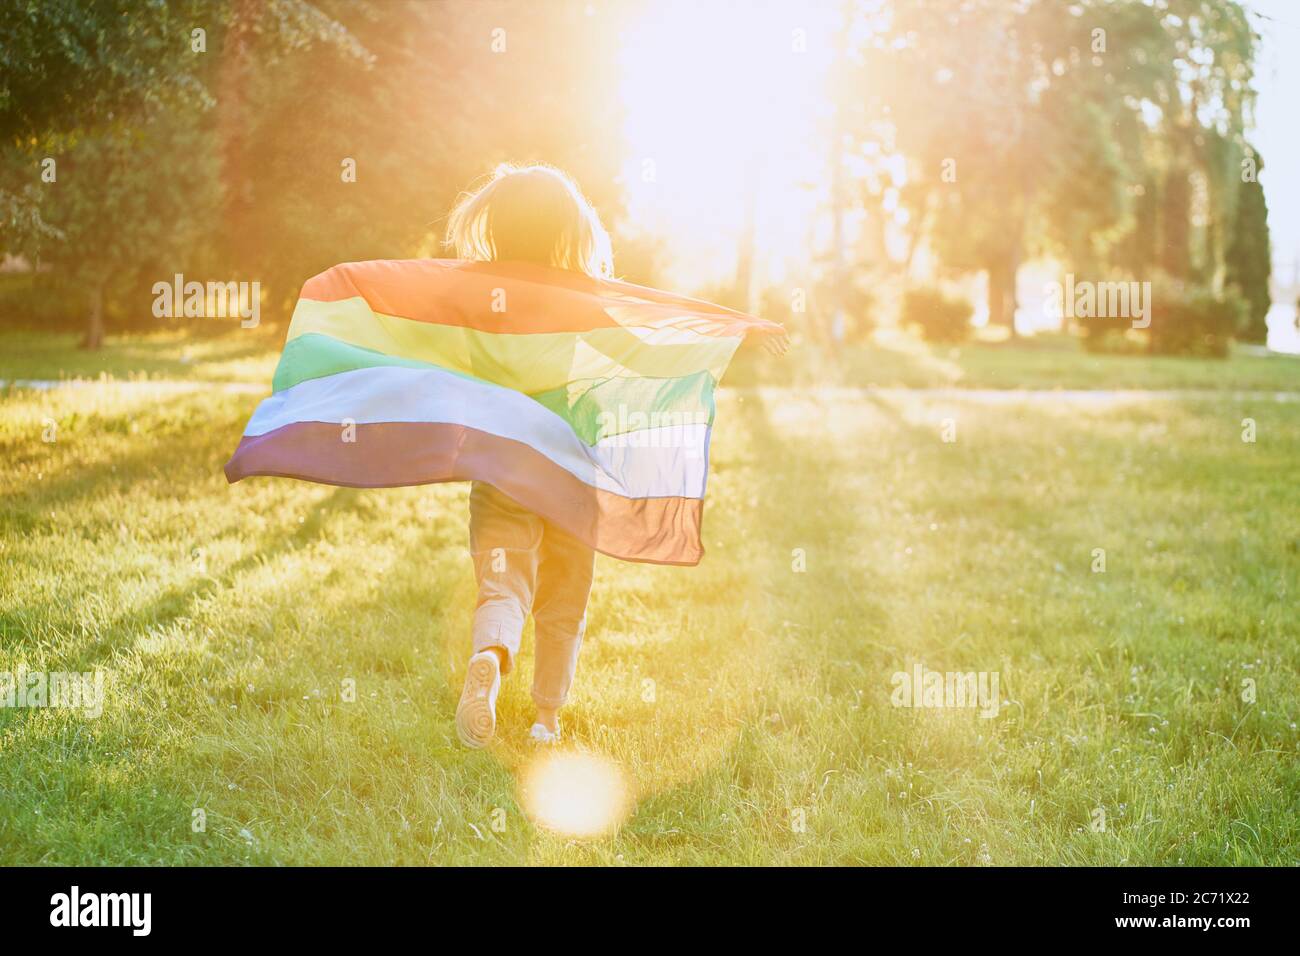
(4, 327, 1298, 392)
(0, 329, 282, 385)
(1, 363, 1297, 864)
(731, 331, 1300, 391)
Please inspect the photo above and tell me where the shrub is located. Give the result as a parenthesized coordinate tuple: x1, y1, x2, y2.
(1145, 282, 1245, 358)
(1080, 328, 1146, 355)
(1077, 279, 1246, 358)
(0, 271, 85, 332)
(902, 287, 973, 343)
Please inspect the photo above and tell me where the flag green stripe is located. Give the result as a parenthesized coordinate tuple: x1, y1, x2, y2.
(273, 333, 718, 445)
(529, 370, 717, 445)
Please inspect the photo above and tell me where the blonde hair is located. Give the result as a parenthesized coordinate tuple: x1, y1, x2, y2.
(445, 163, 614, 279)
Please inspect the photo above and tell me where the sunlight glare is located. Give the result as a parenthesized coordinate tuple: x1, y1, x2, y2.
(520, 750, 631, 839)
(618, 0, 838, 290)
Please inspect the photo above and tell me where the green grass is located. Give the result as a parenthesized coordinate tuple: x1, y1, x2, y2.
(892, 336, 1300, 391)
(0, 329, 281, 384)
(1, 359, 1296, 864)
(5, 327, 1298, 392)
(730, 330, 1300, 391)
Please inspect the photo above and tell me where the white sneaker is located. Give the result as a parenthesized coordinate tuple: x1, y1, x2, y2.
(456, 651, 501, 748)
(528, 722, 560, 744)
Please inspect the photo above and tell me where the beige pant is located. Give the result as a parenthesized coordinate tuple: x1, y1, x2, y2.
(468, 482, 595, 708)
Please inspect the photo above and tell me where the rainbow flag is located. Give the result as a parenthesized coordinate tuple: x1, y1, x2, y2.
(224, 259, 780, 565)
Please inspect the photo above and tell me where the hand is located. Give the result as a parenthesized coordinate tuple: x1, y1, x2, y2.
(760, 327, 791, 357)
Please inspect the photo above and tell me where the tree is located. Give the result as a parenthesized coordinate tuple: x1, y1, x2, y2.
(171, 0, 630, 314)
(849, 0, 1261, 342)
(1224, 148, 1272, 343)
(857, 0, 1144, 334)
(3, 1, 404, 344)
(5, 1, 638, 344)
(0, 0, 216, 260)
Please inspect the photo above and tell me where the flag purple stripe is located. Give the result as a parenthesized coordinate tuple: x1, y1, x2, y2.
(225, 420, 706, 565)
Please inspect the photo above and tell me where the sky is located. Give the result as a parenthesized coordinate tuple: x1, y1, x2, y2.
(1241, 0, 1300, 350)
(1244, 0, 1300, 286)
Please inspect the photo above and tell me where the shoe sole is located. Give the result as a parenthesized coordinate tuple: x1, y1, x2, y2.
(456, 653, 500, 748)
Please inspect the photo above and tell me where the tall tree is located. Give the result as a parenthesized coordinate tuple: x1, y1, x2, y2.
(851, 0, 1261, 337)
(1224, 148, 1272, 342)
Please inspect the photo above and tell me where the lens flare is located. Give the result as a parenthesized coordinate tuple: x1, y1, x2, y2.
(519, 750, 630, 839)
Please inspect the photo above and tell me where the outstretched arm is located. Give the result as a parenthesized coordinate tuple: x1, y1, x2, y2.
(741, 324, 791, 357)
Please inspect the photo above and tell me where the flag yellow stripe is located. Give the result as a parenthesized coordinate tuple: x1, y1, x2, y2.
(286, 296, 742, 394)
